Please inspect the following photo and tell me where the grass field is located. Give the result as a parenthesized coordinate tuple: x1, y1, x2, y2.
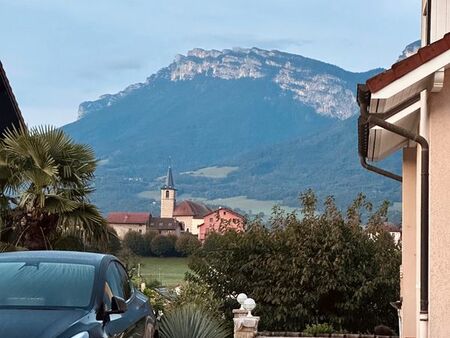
(138, 257, 190, 287)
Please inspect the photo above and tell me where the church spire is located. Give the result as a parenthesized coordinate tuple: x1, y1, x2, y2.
(163, 166, 175, 189)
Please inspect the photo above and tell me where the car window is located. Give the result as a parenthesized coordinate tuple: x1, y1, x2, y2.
(0, 261, 95, 308)
(104, 262, 132, 309)
(114, 262, 132, 301)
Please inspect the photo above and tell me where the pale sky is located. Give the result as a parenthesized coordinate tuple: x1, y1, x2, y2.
(0, 0, 421, 127)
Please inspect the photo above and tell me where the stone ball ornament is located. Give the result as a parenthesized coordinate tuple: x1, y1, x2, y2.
(237, 293, 248, 310)
(243, 298, 256, 317)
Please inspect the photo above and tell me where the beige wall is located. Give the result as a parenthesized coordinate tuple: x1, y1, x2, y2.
(427, 69, 450, 337)
(401, 147, 417, 338)
(173, 216, 203, 235)
(161, 188, 176, 218)
(109, 223, 147, 240)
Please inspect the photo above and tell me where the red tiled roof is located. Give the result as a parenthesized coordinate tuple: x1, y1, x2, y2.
(107, 212, 150, 224)
(173, 200, 211, 218)
(366, 33, 450, 93)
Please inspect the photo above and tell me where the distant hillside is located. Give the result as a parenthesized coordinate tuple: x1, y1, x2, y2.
(63, 47, 398, 216)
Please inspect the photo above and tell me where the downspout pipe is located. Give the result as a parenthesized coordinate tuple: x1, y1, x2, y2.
(360, 110, 430, 332)
(357, 103, 403, 182)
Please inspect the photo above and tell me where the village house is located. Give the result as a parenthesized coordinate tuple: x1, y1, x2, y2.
(148, 217, 183, 236)
(108, 166, 243, 241)
(106, 212, 150, 239)
(198, 207, 245, 242)
(357, 1, 450, 336)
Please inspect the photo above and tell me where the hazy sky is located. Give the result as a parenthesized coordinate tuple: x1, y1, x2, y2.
(1, 0, 420, 127)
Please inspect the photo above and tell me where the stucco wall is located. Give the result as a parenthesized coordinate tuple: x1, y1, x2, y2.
(199, 209, 245, 242)
(161, 188, 175, 218)
(428, 69, 450, 337)
(109, 223, 147, 240)
(401, 147, 417, 338)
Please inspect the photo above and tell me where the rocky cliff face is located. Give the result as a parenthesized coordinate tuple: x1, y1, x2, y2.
(78, 47, 374, 121)
(66, 47, 388, 214)
(398, 40, 421, 61)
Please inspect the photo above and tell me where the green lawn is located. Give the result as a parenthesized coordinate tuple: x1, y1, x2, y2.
(138, 257, 190, 287)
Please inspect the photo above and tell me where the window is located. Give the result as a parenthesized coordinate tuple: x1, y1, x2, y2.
(0, 261, 95, 308)
(209, 218, 213, 222)
(139, 229, 142, 233)
(165, 190, 170, 198)
(104, 262, 132, 310)
(223, 211, 227, 215)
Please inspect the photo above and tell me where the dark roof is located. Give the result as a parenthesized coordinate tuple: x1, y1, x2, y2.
(149, 217, 183, 230)
(203, 207, 245, 219)
(162, 166, 175, 189)
(0, 250, 110, 267)
(173, 200, 211, 218)
(107, 212, 150, 224)
(366, 33, 450, 93)
(0, 61, 25, 135)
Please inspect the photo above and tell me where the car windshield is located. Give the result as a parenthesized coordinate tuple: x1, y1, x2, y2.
(0, 261, 95, 308)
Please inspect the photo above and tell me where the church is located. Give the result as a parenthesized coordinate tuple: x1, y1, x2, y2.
(160, 166, 212, 235)
(107, 166, 245, 240)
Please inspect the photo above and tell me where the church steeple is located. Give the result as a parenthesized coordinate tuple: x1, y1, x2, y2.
(163, 166, 175, 189)
(160, 165, 176, 218)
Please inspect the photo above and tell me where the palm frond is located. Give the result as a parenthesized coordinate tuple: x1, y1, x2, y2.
(159, 305, 229, 338)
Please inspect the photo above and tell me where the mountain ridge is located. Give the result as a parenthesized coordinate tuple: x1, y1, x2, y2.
(63, 46, 399, 216)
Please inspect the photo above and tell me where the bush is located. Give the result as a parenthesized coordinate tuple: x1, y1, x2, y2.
(142, 231, 159, 256)
(303, 323, 334, 335)
(123, 231, 147, 256)
(159, 305, 229, 338)
(151, 235, 176, 257)
(175, 234, 201, 256)
(117, 247, 139, 275)
(187, 191, 401, 333)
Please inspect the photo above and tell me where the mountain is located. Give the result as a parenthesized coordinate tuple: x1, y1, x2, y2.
(63, 47, 398, 216)
(398, 40, 420, 61)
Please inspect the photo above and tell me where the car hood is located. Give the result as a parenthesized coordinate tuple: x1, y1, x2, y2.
(0, 308, 89, 338)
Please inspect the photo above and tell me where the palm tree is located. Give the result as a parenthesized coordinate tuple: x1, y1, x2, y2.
(0, 126, 108, 250)
(158, 305, 229, 338)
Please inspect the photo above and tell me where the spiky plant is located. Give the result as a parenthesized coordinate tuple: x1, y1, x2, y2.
(0, 126, 108, 250)
(158, 305, 230, 338)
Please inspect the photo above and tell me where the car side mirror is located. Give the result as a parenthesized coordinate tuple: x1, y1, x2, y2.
(108, 296, 128, 315)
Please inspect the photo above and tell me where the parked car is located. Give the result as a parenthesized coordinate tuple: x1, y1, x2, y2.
(0, 251, 156, 338)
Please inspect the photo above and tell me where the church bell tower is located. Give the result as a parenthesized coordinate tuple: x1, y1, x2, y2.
(160, 166, 176, 218)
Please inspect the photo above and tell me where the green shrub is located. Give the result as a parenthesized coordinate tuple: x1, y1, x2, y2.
(303, 323, 334, 335)
(187, 191, 401, 333)
(123, 231, 147, 256)
(151, 235, 176, 257)
(159, 305, 229, 338)
(142, 231, 159, 256)
(117, 247, 139, 275)
(175, 234, 201, 256)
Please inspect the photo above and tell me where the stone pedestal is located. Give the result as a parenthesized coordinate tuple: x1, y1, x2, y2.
(233, 316, 260, 338)
(233, 308, 248, 318)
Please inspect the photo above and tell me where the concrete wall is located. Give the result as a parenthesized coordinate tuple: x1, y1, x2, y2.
(427, 68, 450, 337)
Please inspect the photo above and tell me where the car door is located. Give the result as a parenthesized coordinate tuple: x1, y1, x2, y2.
(103, 262, 153, 338)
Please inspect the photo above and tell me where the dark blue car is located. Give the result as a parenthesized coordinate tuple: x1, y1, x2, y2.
(0, 251, 156, 338)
